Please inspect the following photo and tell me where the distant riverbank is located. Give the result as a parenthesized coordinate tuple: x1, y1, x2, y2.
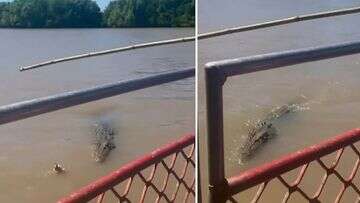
(0, 0, 195, 28)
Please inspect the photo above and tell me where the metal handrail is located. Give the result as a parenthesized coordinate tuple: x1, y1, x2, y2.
(205, 41, 360, 202)
(0, 67, 194, 125)
(206, 41, 360, 77)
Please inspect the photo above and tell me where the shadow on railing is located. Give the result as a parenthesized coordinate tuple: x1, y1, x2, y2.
(205, 41, 360, 202)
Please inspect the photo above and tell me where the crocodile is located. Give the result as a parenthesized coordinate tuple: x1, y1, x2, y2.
(240, 104, 293, 162)
(92, 121, 116, 163)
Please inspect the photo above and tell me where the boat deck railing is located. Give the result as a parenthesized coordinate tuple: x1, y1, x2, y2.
(205, 41, 360, 202)
(11, 5, 360, 202)
(0, 68, 195, 202)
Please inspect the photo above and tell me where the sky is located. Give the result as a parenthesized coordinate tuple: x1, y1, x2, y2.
(0, 0, 112, 10)
(94, 0, 111, 10)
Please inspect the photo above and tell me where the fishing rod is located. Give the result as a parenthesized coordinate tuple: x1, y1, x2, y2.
(19, 6, 360, 72)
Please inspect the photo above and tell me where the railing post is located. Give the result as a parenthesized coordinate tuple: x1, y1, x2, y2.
(205, 65, 228, 203)
(197, 134, 203, 203)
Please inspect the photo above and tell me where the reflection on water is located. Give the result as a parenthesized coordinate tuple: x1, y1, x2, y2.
(199, 0, 360, 202)
(0, 28, 194, 202)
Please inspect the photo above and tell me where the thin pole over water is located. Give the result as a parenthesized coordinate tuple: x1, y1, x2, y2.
(198, 6, 360, 39)
(19, 36, 196, 71)
(19, 6, 360, 72)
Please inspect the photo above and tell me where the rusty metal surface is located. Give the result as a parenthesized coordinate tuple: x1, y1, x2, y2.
(58, 133, 195, 203)
(0, 67, 194, 125)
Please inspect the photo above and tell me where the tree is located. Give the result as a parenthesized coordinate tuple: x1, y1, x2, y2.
(103, 0, 136, 27)
(174, 0, 195, 27)
(46, 0, 102, 27)
(0, 2, 11, 27)
(103, 0, 195, 27)
(0, 0, 194, 28)
(0, 0, 102, 28)
(9, 0, 48, 28)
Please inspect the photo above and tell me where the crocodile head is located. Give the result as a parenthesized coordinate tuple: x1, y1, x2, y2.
(93, 141, 116, 162)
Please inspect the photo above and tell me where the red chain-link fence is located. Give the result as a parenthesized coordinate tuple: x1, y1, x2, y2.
(58, 134, 195, 203)
(227, 129, 360, 202)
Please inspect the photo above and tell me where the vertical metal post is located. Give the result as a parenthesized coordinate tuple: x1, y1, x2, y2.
(205, 66, 228, 203)
(197, 136, 202, 203)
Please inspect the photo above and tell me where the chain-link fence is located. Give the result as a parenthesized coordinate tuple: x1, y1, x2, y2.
(58, 134, 195, 203)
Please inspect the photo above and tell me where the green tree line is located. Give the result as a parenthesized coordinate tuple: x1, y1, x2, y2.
(0, 0, 194, 28)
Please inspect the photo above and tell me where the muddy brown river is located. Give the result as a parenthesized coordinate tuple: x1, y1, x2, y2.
(199, 0, 360, 202)
(0, 28, 194, 202)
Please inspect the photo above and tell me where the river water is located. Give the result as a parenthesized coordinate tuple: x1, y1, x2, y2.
(0, 28, 194, 202)
(199, 0, 360, 202)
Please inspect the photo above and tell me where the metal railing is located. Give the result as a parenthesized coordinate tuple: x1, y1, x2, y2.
(58, 133, 195, 203)
(205, 41, 360, 202)
(0, 67, 194, 202)
(0, 68, 194, 125)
